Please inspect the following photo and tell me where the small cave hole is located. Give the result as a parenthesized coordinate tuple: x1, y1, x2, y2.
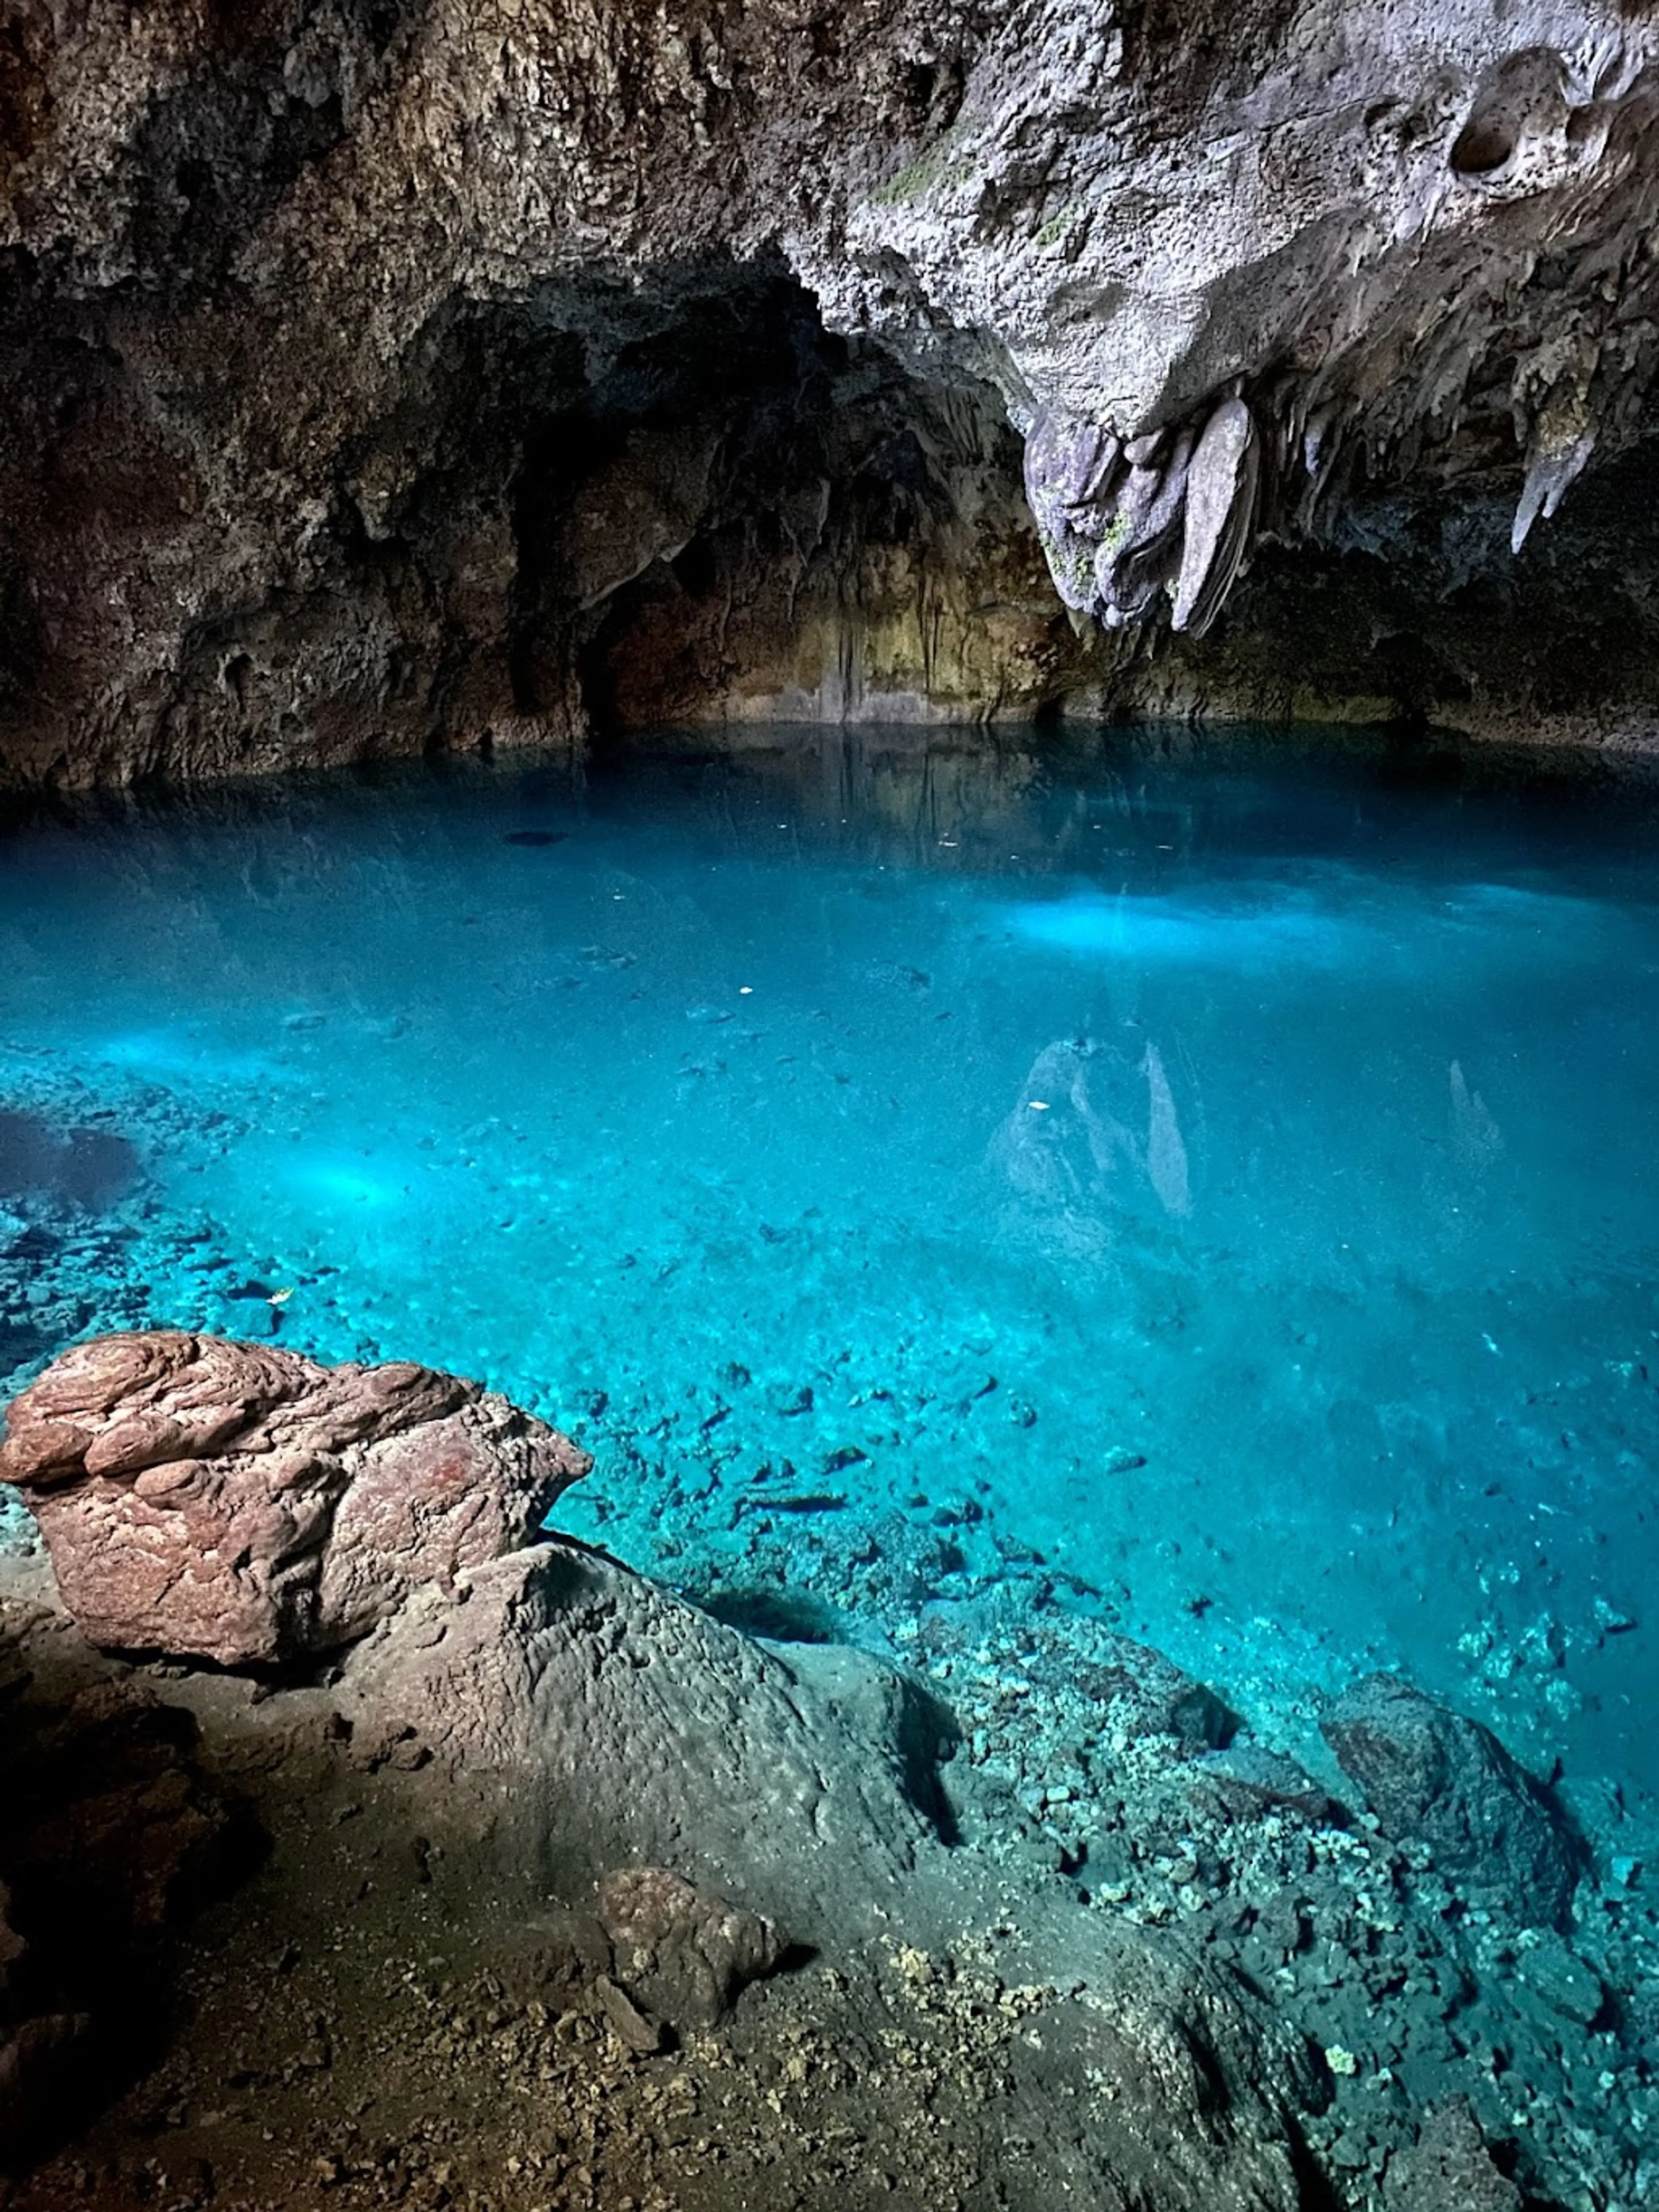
(1450, 47, 1567, 178)
(899, 60, 938, 117)
(1450, 117, 1515, 175)
(222, 651, 252, 710)
(669, 534, 720, 595)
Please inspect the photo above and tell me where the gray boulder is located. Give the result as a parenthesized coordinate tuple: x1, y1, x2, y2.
(332, 1539, 947, 1945)
(1320, 1674, 1582, 1929)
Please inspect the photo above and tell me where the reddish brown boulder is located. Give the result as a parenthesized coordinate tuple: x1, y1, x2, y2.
(0, 1332, 590, 1665)
(1320, 1673, 1583, 1931)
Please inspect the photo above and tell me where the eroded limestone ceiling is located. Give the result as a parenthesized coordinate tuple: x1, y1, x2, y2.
(2, 0, 1658, 757)
(824, 0, 1659, 635)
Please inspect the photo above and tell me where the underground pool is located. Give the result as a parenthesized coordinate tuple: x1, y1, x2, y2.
(2, 722, 1656, 1827)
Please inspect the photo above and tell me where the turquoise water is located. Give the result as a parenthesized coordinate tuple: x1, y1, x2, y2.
(3, 726, 1658, 1814)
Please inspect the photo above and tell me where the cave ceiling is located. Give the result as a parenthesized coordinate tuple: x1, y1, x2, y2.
(2, 0, 1658, 779)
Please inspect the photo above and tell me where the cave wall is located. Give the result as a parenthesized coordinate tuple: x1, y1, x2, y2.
(4, 0, 1659, 785)
(1072, 428, 1659, 749)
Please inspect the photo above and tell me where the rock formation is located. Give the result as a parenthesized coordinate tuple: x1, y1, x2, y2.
(329, 1537, 962, 1935)
(0, 1330, 589, 1665)
(1385, 2099, 1524, 2212)
(0, 1332, 951, 1932)
(0, 1331, 1328, 2208)
(5, 0, 1659, 784)
(592, 1866, 783, 2033)
(1320, 1671, 1584, 1931)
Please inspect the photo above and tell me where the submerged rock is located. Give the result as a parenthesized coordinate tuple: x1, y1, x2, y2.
(0, 1331, 590, 1665)
(1075, 1633, 1233, 1755)
(1385, 2099, 1522, 2212)
(1190, 1744, 1343, 1827)
(1515, 1929, 1605, 2025)
(1320, 1673, 1583, 1929)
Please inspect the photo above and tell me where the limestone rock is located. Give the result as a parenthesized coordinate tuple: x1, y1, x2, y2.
(332, 1540, 945, 1944)
(1011, 1919, 1326, 2211)
(1386, 2100, 1522, 2212)
(594, 1866, 784, 2031)
(1171, 400, 1260, 638)
(0, 1332, 589, 1665)
(1320, 1674, 1583, 1929)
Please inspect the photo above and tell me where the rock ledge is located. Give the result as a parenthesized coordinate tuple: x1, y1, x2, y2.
(0, 1331, 589, 1666)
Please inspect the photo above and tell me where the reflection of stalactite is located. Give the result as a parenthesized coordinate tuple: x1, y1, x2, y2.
(987, 1034, 1195, 1253)
(1450, 1059, 1504, 1171)
(1144, 1042, 1191, 1217)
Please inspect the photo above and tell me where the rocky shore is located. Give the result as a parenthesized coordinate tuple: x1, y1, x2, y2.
(1, 1330, 1655, 2212)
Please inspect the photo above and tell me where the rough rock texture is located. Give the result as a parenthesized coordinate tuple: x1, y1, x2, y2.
(0, 1340, 1329, 2209)
(1320, 1671, 1584, 1931)
(6, 1, 1659, 784)
(330, 1538, 955, 1939)
(0, 1331, 589, 1664)
(1384, 2100, 1523, 2212)
(593, 1867, 783, 2033)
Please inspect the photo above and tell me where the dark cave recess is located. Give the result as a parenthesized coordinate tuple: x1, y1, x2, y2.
(9, 232, 1659, 789)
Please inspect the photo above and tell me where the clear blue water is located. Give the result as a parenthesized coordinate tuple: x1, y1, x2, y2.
(3, 726, 1658, 1814)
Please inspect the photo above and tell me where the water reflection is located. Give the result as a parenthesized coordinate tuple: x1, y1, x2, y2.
(988, 1035, 1194, 1260)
